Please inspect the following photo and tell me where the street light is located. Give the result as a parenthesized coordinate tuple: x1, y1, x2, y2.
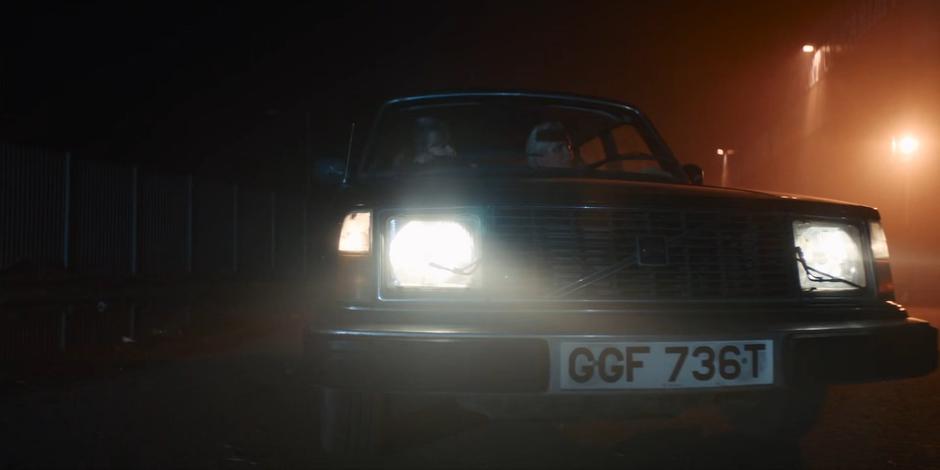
(892, 135, 920, 160)
(716, 148, 735, 187)
(892, 134, 921, 227)
(802, 44, 816, 53)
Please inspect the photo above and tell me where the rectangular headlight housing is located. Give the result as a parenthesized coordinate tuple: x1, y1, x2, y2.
(793, 220, 866, 292)
(386, 214, 482, 289)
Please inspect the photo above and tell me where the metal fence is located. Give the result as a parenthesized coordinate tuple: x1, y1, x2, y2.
(0, 145, 67, 273)
(193, 179, 238, 277)
(71, 159, 134, 277)
(139, 171, 191, 277)
(0, 143, 309, 280)
(0, 142, 312, 358)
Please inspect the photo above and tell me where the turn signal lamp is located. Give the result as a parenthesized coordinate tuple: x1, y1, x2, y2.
(338, 210, 371, 254)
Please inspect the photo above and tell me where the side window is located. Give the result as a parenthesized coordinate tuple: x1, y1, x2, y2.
(611, 125, 648, 155)
(578, 137, 606, 165)
(611, 124, 658, 173)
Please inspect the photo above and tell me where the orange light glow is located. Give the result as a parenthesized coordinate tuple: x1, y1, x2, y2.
(802, 44, 815, 53)
(892, 135, 920, 158)
(899, 136, 920, 155)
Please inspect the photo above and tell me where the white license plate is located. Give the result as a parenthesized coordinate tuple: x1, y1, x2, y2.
(559, 340, 774, 390)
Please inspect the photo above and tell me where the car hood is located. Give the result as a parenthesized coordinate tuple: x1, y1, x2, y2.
(341, 176, 879, 219)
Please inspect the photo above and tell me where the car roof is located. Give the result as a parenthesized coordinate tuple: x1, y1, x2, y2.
(382, 91, 641, 114)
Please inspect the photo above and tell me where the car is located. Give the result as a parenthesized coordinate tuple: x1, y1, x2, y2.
(305, 91, 937, 455)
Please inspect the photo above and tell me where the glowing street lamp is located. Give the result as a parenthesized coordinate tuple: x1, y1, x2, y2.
(892, 135, 920, 160)
(716, 148, 735, 187)
(802, 44, 816, 53)
(892, 134, 921, 227)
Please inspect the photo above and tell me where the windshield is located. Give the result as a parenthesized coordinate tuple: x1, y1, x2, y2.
(361, 97, 681, 182)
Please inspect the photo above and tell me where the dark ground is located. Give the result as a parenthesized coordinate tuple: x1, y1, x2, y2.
(2, 309, 938, 469)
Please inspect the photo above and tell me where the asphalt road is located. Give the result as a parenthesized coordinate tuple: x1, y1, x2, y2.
(3, 309, 938, 469)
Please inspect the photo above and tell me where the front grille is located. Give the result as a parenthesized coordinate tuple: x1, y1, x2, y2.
(485, 207, 798, 300)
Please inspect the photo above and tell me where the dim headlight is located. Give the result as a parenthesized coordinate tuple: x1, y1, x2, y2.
(387, 216, 481, 289)
(793, 221, 866, 292)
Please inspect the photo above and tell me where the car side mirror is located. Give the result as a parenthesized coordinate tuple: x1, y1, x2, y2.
(316, 158, 346, 186)
(682, 164, 704, 185)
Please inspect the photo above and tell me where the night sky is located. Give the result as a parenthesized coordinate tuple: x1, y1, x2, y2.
(2, 1, 828, 190)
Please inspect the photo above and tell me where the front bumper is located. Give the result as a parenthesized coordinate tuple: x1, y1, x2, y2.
(304, 305, 937, 394)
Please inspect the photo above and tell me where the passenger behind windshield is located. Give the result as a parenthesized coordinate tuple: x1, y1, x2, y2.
(394, 117, 458, 167)
(526, 121, 576, 169)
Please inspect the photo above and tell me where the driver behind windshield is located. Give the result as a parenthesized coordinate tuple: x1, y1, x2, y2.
(392, 117, 458, 168)
(526, 121, 574, 169)
(401, 116, 457, 166)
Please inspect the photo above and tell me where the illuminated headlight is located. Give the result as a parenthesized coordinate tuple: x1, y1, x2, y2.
(387, 216, 481, 289)
(793, 221, 866, 292)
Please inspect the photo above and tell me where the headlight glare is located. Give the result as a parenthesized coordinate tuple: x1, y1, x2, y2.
(793, 221, 866, 292)
(387, 217, 481, 289)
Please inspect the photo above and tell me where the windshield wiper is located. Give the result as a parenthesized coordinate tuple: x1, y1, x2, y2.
(429, 258, 482, 276)
(794, 247, 864, 290)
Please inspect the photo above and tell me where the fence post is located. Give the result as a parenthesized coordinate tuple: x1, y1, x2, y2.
(130, 166, 139, 275)
(270, 191, 277, 273)
(63, 152, 71, 270)
(128, 303, 136, 341)
(232, 184, 238, 274)
(186, 174, 193, 274)
(302, 197, 307, 277)
(58, 305, 72, 352)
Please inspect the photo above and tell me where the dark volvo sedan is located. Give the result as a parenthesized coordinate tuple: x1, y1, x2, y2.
(305, 92, 937, 455)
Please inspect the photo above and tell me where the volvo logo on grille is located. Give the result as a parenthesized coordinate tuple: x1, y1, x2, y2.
(637, 236, 668, 266)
